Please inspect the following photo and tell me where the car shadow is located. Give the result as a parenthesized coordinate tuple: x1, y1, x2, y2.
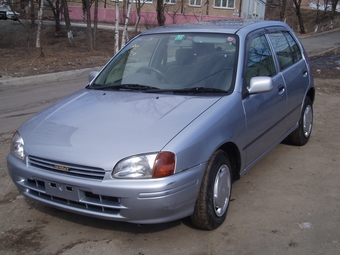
(24, 198, 195, 233)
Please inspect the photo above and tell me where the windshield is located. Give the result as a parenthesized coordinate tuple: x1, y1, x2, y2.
(91, 32, 238, 93)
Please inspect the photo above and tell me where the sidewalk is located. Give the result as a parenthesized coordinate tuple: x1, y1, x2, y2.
(299, 27, 340, 57)
(1, 26, 340, 87)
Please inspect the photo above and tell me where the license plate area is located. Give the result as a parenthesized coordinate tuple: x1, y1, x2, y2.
(45, 181, 79, 201)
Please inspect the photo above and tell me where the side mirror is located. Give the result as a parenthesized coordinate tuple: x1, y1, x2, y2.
(248, 77, 273, 94)
(89, 71, 99, 83)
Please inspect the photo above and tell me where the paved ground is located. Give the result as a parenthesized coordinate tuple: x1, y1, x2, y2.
(299, 28, 340, 57)
(0, 76, 339, 255)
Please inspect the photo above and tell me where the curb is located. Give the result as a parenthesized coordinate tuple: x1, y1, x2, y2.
(1, 26, 339, 87)
(308, 45, 340, 58)
(298, 27, 340, 39)
(0, 67, 101, 88)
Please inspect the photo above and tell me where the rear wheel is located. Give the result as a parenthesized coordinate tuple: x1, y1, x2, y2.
(191, 150, 233, 230)
(289, 97, 313, 146)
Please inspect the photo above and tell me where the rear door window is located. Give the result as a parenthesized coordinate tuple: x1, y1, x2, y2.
(268, 31, 302, 70)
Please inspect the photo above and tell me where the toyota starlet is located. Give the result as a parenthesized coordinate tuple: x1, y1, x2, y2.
(7, 20, 315, 230)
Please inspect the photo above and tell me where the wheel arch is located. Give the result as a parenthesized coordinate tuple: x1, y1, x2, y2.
(218, 142, 241, 181)
(306, 87, 315, 104)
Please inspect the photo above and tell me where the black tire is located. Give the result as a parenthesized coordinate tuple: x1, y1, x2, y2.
(289, 97, 313, 146)
(191, 150, 233, 230)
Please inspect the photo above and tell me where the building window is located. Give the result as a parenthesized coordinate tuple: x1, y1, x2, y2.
(131, 0, 153, 3)
(214, 0, 235, 8)
(165, 0, 176, 3)
(112, 0, 153, 2)
(189, 0, 202, 7)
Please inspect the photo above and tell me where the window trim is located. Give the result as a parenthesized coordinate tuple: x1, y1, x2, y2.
(213, 0, 235, 9)
(266, 29, 303, 71)
(242, 29, 277, 98)
(189, 0, 202, 7)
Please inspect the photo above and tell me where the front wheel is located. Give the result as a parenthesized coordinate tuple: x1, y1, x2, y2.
(289, 97, 313, 146)
(191, 150, 233, 230)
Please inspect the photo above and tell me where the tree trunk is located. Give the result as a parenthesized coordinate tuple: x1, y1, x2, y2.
(121, 0, 132, 47)
(114, 0, 120, 54)
(47, 0, 61, 32)
(86, 0, 93, 50)
(279, 0, 287, 22)
(62, 0, 75, 47)
(292, 0, 306, 34)
(93, 0, 99, 50)
(296, 11, 306, 34)
(330, 0, 339, 23)
(134, 0, 144, 34)
(206, 0, 209, 15)
(30, 0, 35, 28)
(321, 0, 330, 30)
(36, 0, 44, 48)
(157, 0, 166, 26)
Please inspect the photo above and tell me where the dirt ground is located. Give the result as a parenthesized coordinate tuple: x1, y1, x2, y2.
(1, 16, 340, 80)
(0, 20, 116, 78)
(0, 78, 339, 254)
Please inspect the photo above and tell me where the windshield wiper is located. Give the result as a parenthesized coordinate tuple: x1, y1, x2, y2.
(173, 87, 228, 94)
(144, 87, 228, 94)
(87, 84, 160, 91)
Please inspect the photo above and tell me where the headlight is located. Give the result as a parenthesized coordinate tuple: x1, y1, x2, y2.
(112, 151, 175, 179)
(10, 131, 25, 160)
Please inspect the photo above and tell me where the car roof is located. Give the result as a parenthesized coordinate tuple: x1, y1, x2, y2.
(141, 20, 290, 36)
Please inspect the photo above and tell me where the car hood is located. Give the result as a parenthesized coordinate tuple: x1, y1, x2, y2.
(20, 89, 221, 169)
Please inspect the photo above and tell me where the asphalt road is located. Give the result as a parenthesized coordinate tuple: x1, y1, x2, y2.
(0, 76, 88, 134)
(299, 28, 340, 57)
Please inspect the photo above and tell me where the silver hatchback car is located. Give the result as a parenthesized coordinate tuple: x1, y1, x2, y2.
(7, 20, 315, 230)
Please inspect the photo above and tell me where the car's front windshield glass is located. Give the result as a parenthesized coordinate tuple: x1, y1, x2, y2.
(91, 32, 238, 93)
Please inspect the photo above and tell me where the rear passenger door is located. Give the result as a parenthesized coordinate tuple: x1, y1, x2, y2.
(242, 30, 287, 167)
(267, 30, 310, 130)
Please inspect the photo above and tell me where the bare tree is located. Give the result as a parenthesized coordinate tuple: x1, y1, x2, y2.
(62, 0, 75, 46)
(318, 0, 331, 30)
(279, 0, 288, 21)
(93, 0, 99, 49)
(292, 0, 306, 33)
(36, 0, 45, 48)
(85, 0, 93, 50)
(45, 0, 62, 31)
(30, 0, 35, 28)
(134, 0, 146, 34)
(157, 0, 166, 26)
(115, 0, 120, 54)
(330, 0, 339, 25)
(165, 2, 182, 24)
(121, 0, 132, 47)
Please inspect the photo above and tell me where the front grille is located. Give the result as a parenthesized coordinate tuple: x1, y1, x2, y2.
(24, 178, 121, 215)
(28, 156, 105, 180)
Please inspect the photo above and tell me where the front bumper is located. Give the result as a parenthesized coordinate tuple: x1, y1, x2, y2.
(7, 153, 205, 224)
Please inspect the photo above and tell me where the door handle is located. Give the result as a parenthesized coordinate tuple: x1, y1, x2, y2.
(278, 85, 285, 96)
(302, 70, 308, 77)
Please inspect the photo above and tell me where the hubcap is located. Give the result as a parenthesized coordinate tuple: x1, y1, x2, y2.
(213, 164, 231, 217)
(303, 105, 313, 137)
